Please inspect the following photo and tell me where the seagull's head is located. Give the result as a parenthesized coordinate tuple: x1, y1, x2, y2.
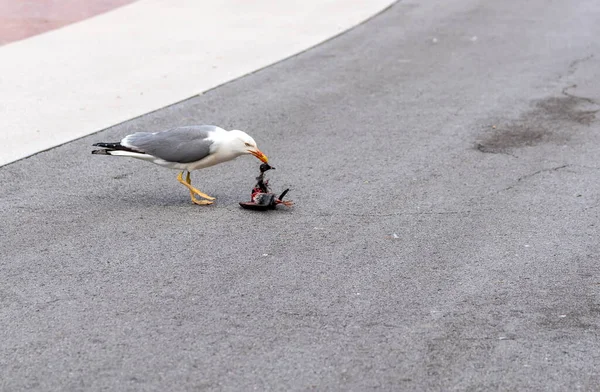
(229, 130, 268, 163)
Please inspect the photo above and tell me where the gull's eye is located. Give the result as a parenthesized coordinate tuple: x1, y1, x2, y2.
(244, 142, 252, 147)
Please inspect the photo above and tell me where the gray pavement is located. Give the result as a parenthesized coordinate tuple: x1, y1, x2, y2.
(2, 0, 600, 390)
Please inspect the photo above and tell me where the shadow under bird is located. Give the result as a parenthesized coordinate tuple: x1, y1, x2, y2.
(91, 125, 268, 205)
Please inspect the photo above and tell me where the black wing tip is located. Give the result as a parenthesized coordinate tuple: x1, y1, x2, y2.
(91, 142, 143, 154)
(92, 142, 120, 148)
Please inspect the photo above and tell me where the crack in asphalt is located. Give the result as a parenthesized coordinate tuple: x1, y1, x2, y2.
(502, 164, 570, 191)
(565, 54, 595, 78)
(561, 84, 600, 107)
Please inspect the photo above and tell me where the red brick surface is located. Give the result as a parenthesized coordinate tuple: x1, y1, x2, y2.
(0, 0, 137, 45)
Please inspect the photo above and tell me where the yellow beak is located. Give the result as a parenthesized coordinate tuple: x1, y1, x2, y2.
(249, 149, 268, 163)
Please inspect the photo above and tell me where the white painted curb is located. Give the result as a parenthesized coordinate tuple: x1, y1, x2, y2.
(0, 0, 395, 166)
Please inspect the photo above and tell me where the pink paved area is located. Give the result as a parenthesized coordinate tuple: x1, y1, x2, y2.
(0, 0, 137, 45)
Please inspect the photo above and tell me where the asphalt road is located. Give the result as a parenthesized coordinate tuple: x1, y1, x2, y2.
(2, 0, 600, 390)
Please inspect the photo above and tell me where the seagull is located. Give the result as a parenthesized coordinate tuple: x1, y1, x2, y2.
(92, 125, 269, 205)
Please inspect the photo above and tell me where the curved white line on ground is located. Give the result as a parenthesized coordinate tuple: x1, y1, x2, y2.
(0, 0, 395, 166)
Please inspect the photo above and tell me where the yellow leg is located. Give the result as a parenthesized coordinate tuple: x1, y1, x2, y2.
(177, 172, 216, 204)
(190, 195, 214, 205)
(185, 171, 216, 200)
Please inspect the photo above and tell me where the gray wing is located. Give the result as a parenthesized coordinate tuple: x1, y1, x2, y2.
(121, 125, 220, 163)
